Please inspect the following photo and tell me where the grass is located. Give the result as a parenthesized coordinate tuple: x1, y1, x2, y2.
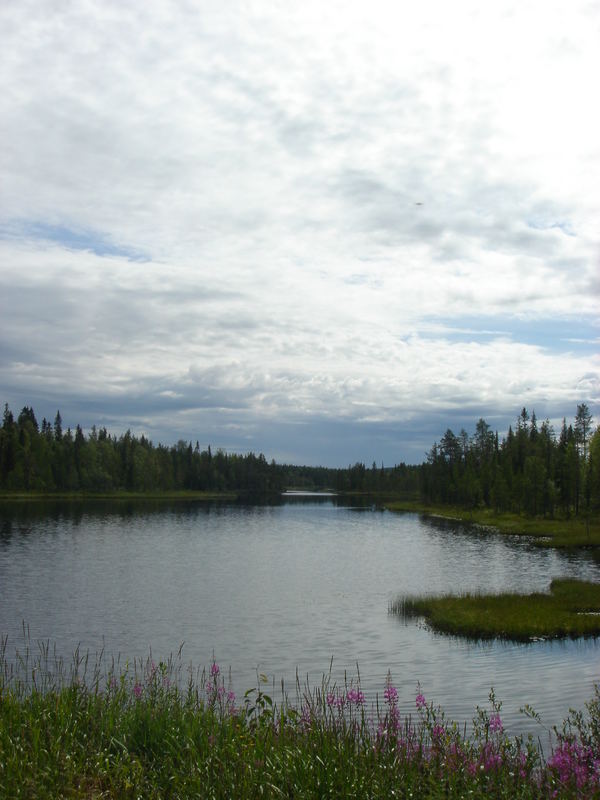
(385, 501, 600, 549)
(2, 638, 600, 797)
(392, 578, 600, 642)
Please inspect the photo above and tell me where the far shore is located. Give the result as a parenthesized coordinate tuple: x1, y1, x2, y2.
(2, 491, 598, 551)
(0, 489, 239, 502)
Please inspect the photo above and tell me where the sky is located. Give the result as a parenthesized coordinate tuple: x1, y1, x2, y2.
(1, 0, 599, 467)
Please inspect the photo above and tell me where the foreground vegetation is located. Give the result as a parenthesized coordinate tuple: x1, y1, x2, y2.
(392, 578, 600, 642)
(2, 644, 600, 798)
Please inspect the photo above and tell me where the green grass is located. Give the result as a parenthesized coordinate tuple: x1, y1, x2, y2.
(2, 640, 600, 798)
(392, 578, 600, 642)
(385, 501, 600, 549)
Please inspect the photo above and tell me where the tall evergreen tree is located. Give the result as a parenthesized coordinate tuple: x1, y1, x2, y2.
(575, 403, 593, 460)
(54, 410, 63, 442)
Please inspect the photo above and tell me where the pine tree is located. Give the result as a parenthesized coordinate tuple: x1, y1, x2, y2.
(54, 410, 63, 442)
(575, 403, 593, 460)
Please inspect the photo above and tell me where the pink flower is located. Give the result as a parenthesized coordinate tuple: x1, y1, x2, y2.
(347, 688, 365, 705)
(133, 683, 142, 699)
(489, 713, 503, 733)
(210, 662, 220, 677)
(432, 724, 445, 740)
(415, 692, 426, 710)
(384, 685, 398, 704)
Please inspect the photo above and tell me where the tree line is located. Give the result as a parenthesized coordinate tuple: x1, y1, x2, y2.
(0, 406, 283, 495)
(0, 402, 598, 515)
(422, 405, 598, 516)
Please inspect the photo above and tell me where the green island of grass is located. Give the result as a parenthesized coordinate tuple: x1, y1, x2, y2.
(392, 578, 600, 642)
(385, 500, 600, 549)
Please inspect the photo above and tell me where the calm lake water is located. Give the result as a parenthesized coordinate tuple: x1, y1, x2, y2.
(1, 495, 599, 737)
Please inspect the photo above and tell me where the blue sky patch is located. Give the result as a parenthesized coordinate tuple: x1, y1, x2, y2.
(420, 315, 599, 355)
(2, 221, 147, 261)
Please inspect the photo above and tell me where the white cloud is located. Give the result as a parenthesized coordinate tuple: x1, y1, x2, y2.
(0, 0, 598, 461)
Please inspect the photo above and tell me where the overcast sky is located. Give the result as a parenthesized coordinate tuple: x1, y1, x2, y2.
(1, 0, 598, 466)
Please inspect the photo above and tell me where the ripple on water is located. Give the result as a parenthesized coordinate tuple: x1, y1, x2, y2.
(0, 498, 599, 737)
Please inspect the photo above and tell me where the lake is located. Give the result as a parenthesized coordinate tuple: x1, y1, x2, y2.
(1, 495, 599, 737)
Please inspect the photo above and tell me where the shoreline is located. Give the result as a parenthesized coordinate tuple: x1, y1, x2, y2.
(384, 500, 600, 550)
(0, 489, 239, 502)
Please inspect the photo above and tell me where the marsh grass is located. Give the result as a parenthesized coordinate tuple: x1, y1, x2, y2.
(2, 634, 600, 798)
(385, 502, 600, 549)
(393, 578, 600, 641)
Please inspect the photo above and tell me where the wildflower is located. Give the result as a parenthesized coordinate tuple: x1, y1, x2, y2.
(227, 690, 236, 705)
(210, 662, 220, 677)
(489, 713, 503, 733)
(326, 692, 335, 707)
(416, 692, 426, 710)
(384, 685, 398, 704)
(548, 740, 598, 790)
(518, 751, 527, 779)
(481, 743, 503, 772)
(133, 683, 142, 699)
(347, 688, 365, 705)
(432, 723, 445, 740)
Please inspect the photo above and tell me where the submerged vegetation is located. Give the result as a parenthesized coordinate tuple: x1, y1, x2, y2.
(392, 579, 600, 642)
(2, 641, 600, 798)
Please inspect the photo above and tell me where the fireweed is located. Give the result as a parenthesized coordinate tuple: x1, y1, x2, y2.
(2, 639, 600, 798)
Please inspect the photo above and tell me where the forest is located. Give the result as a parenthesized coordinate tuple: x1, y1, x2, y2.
(0, 402, 598, 517)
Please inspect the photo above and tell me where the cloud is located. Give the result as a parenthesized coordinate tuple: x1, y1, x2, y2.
(0, 0, 598, 463)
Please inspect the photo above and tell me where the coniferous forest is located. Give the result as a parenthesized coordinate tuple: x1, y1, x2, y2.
(0, 402, 598, 517)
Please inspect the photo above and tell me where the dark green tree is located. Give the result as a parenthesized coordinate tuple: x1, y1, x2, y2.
(575, 403, 593, 460)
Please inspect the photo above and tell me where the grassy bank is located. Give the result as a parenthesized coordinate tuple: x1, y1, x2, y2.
(2, 644, 600, 798)
(392, 578, 600, 642)
(385, 500, 600, 549)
